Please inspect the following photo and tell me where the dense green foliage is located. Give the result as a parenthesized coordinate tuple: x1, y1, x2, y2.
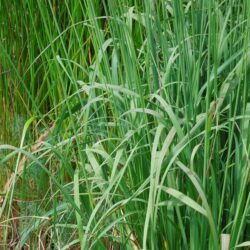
(0, 1, 249, 249)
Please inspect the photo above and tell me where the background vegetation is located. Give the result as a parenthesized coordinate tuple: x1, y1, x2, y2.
(0, 0, 249, 249)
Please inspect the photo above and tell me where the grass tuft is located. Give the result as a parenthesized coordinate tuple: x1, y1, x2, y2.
(0, 1, 249, 249)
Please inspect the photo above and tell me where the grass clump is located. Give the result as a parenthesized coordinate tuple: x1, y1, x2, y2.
(0, 1, 249, 249)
